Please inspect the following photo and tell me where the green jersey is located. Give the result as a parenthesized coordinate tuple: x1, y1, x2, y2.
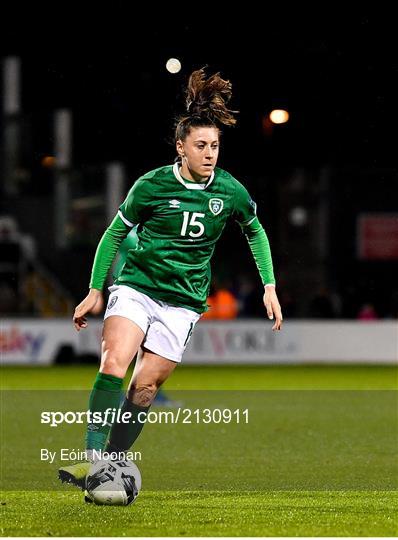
(90, 163, 275, 313)
(112, 227, 139, 280)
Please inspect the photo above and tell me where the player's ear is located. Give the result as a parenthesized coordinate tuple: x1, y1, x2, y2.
(176, 139, 184, 158)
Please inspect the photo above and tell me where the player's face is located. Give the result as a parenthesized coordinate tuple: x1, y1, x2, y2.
(177, 127, 220, 181)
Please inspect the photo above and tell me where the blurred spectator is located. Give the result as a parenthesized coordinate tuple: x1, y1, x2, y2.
(0, 282, 18, 313)
(278, 289, 297, 318)
(202, 280, 238, 320)
(341, 284, 361, 318)
(307, 286, 336, 318)
(357, 303, 379, 321)
(0, 216, 19, 241)
(67, 209, 95, 247)
(235, 273, 265, 318)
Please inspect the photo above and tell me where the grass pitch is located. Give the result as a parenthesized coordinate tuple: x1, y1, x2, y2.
(1, 364, 397, 537)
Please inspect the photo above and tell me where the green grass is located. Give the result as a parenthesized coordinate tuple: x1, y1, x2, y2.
(2, 364, 397, 390)
(2, 490, 397, 537)
(1, 364, 397, 536)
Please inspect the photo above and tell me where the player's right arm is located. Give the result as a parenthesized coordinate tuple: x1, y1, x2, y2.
(73, 178, 151, 331)
(73, 214, 131, 330)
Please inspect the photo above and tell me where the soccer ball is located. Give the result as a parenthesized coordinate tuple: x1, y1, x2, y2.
(85, 459, 141, 506)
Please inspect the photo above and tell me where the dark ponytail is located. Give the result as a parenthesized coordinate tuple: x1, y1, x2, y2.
(175, 68, 238, 143)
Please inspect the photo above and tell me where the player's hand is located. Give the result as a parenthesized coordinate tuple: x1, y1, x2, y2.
(73, 289, 102, 331)
(89, 292, 104, 315)
(263, 285, 283, 331)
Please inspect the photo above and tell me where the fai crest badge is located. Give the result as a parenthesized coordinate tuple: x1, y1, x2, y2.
(209, 198, 224, 216)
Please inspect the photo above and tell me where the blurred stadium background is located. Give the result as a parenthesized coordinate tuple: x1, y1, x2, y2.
(1, 12, 397, 365)
(0, 8, 397, 537)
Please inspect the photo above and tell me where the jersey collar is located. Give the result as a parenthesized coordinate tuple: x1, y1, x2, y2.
(172, 163, 215, 190)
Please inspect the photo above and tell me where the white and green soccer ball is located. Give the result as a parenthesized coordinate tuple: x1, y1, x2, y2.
(85, 459, 141, 506)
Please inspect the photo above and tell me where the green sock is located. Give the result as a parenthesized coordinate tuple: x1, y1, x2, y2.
(85, 372, 123, 452)
(106, 398, 150, 453)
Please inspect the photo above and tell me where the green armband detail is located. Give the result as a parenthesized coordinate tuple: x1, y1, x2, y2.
(89, 214, 131, 290)
(242, 217, 276, 286)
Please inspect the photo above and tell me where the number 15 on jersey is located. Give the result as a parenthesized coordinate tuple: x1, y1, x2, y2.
(180, 212, 205, 238)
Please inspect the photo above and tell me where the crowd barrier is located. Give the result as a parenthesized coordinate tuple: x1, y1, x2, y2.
(1, 319, 397, 365)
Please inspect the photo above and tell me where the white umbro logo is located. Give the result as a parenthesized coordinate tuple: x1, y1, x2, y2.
(169, 199, 181, 208)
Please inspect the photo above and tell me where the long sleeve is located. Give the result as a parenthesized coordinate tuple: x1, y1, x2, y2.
(241, 217, 276, 286)
(89, 214, 132, 290)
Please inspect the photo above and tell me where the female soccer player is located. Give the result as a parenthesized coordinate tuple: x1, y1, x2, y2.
(59, 68, 282, 488)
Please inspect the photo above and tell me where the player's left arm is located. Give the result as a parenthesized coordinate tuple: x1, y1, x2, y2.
(233, 180, 283, 330)
(242, 218, 283, 330)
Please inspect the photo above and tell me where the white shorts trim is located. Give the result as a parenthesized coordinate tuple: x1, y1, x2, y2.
(104, 285, 201, 363)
